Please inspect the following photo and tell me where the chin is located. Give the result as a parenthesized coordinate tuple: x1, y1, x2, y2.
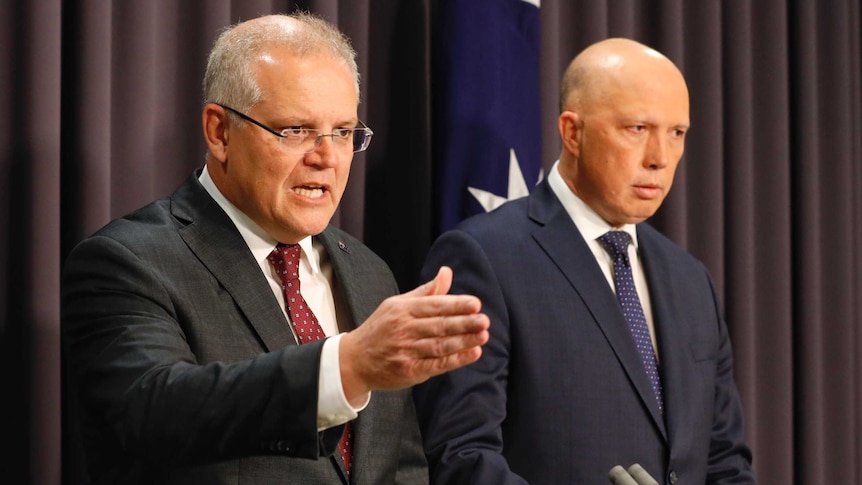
(308, 216, 336, 235)
(271, 217, 331, 242)
(300, 222, 330, 238)
(616, 212, 650, 225)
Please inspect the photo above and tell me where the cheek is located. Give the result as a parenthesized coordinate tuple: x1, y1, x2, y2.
(605, 174, 630, 199)
(603, 153, 636, 190)
(267, 155, 303, 185)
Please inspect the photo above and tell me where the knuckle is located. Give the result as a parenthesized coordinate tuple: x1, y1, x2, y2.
(433, 337, 447, 357)
(437, 315, 448, 336)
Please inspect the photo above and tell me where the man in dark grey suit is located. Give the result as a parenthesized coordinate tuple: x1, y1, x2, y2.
(62, 12, 489, 484)
(414, 38, 754, 483)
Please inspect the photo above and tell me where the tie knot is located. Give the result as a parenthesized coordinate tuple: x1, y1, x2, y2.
(598, 231, 632, 264)
(268, 243, 301, 281)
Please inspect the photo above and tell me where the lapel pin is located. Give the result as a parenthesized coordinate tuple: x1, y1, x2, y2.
(338, 241, 351, 253)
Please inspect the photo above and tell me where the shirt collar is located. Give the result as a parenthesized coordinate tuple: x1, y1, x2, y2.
(547, 160, 639, 248)
(198, 165, 319, 273)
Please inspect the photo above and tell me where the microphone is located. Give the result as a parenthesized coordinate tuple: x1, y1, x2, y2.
(628, 464, 659, 484)
(608, 464, 659, 485)
(608, 466, 638, 485)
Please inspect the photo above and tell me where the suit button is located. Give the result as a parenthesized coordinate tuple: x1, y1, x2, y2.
(668, 470, 678, 483)
(277, 440, 291, 452)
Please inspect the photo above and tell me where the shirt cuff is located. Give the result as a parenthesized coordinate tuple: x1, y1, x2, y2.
(317, 333, 371, 430)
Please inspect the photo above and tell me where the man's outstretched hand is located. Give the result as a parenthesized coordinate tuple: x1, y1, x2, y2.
(339, 266, 490, 402)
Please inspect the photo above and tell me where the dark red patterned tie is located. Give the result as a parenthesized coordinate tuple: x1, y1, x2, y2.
(268, 243, 353, 475)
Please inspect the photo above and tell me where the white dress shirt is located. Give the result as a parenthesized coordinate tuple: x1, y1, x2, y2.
(547, 161, 659, 356)
(199, 166, 368, 430)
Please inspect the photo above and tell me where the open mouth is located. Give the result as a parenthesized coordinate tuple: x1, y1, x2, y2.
(294, 185, 326, 199)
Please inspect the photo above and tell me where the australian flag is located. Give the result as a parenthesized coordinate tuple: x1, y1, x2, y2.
(433, 0, 543, 234)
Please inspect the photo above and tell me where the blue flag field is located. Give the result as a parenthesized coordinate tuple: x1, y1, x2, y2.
(433, 0, 543, 234)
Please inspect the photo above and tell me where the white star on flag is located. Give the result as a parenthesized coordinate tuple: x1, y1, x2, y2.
(468, 148, 543, 212)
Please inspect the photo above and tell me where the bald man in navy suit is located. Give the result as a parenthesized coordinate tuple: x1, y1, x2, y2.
(414, 38, 754, 484)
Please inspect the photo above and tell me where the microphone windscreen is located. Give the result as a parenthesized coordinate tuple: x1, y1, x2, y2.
(627, 464, 659, 485)
(608, 465, 639, 485)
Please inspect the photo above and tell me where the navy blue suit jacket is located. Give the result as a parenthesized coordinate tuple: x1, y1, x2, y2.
(414, 179, 753, 484)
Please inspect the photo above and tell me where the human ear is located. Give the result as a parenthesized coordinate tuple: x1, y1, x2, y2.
(558, 111, 581, 157)
(202, 104, 229, 163)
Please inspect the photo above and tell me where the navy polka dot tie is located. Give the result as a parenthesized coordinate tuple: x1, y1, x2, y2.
(268, 244, 353, 475)
(598, 231, 664, 414)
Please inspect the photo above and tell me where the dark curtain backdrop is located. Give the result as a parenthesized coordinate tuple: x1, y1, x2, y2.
(1, 1, 859, 483)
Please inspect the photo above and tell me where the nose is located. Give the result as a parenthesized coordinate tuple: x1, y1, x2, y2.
(305, 135, 340, 168)
(644, 133, 669, 169)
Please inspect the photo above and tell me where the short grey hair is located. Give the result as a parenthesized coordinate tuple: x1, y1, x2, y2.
(202, 11, 359, 119)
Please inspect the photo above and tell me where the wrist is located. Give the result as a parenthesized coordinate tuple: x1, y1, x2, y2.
(338, 332, 371, 402)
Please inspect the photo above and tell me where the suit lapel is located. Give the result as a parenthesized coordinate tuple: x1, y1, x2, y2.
(317, 229, 393, 333)
(318, 229, 410, 484)
(170, 173, 295, 352)
(637, 225, 694, 449)
(318, 229, 376, 484)
(529, 182, 667, 438)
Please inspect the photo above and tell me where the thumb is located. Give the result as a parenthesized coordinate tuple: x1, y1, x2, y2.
(406, 266, 453, 297)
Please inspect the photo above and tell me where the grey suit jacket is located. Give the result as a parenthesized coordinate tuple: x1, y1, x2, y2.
(414, 179, 753, 484)
(62, 170, 428, 484)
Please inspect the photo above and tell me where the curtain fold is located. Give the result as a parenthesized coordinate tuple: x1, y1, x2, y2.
(1, 1, 859, 483)
(1, 0, 63, 484)
(790, 1, 862, 482)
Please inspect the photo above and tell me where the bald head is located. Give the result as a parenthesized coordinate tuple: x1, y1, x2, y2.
(559, 38, 686, 113)
(203, 12, 359, 113)
(555, 38, 690, 226)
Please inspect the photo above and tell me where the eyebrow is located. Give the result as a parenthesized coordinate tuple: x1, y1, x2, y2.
(619, 116, 689, 129)
(274, 117, 360, 129)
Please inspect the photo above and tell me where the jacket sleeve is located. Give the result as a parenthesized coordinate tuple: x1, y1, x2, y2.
(703, 272, 756, 484)
(412, 229, 529, 485)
